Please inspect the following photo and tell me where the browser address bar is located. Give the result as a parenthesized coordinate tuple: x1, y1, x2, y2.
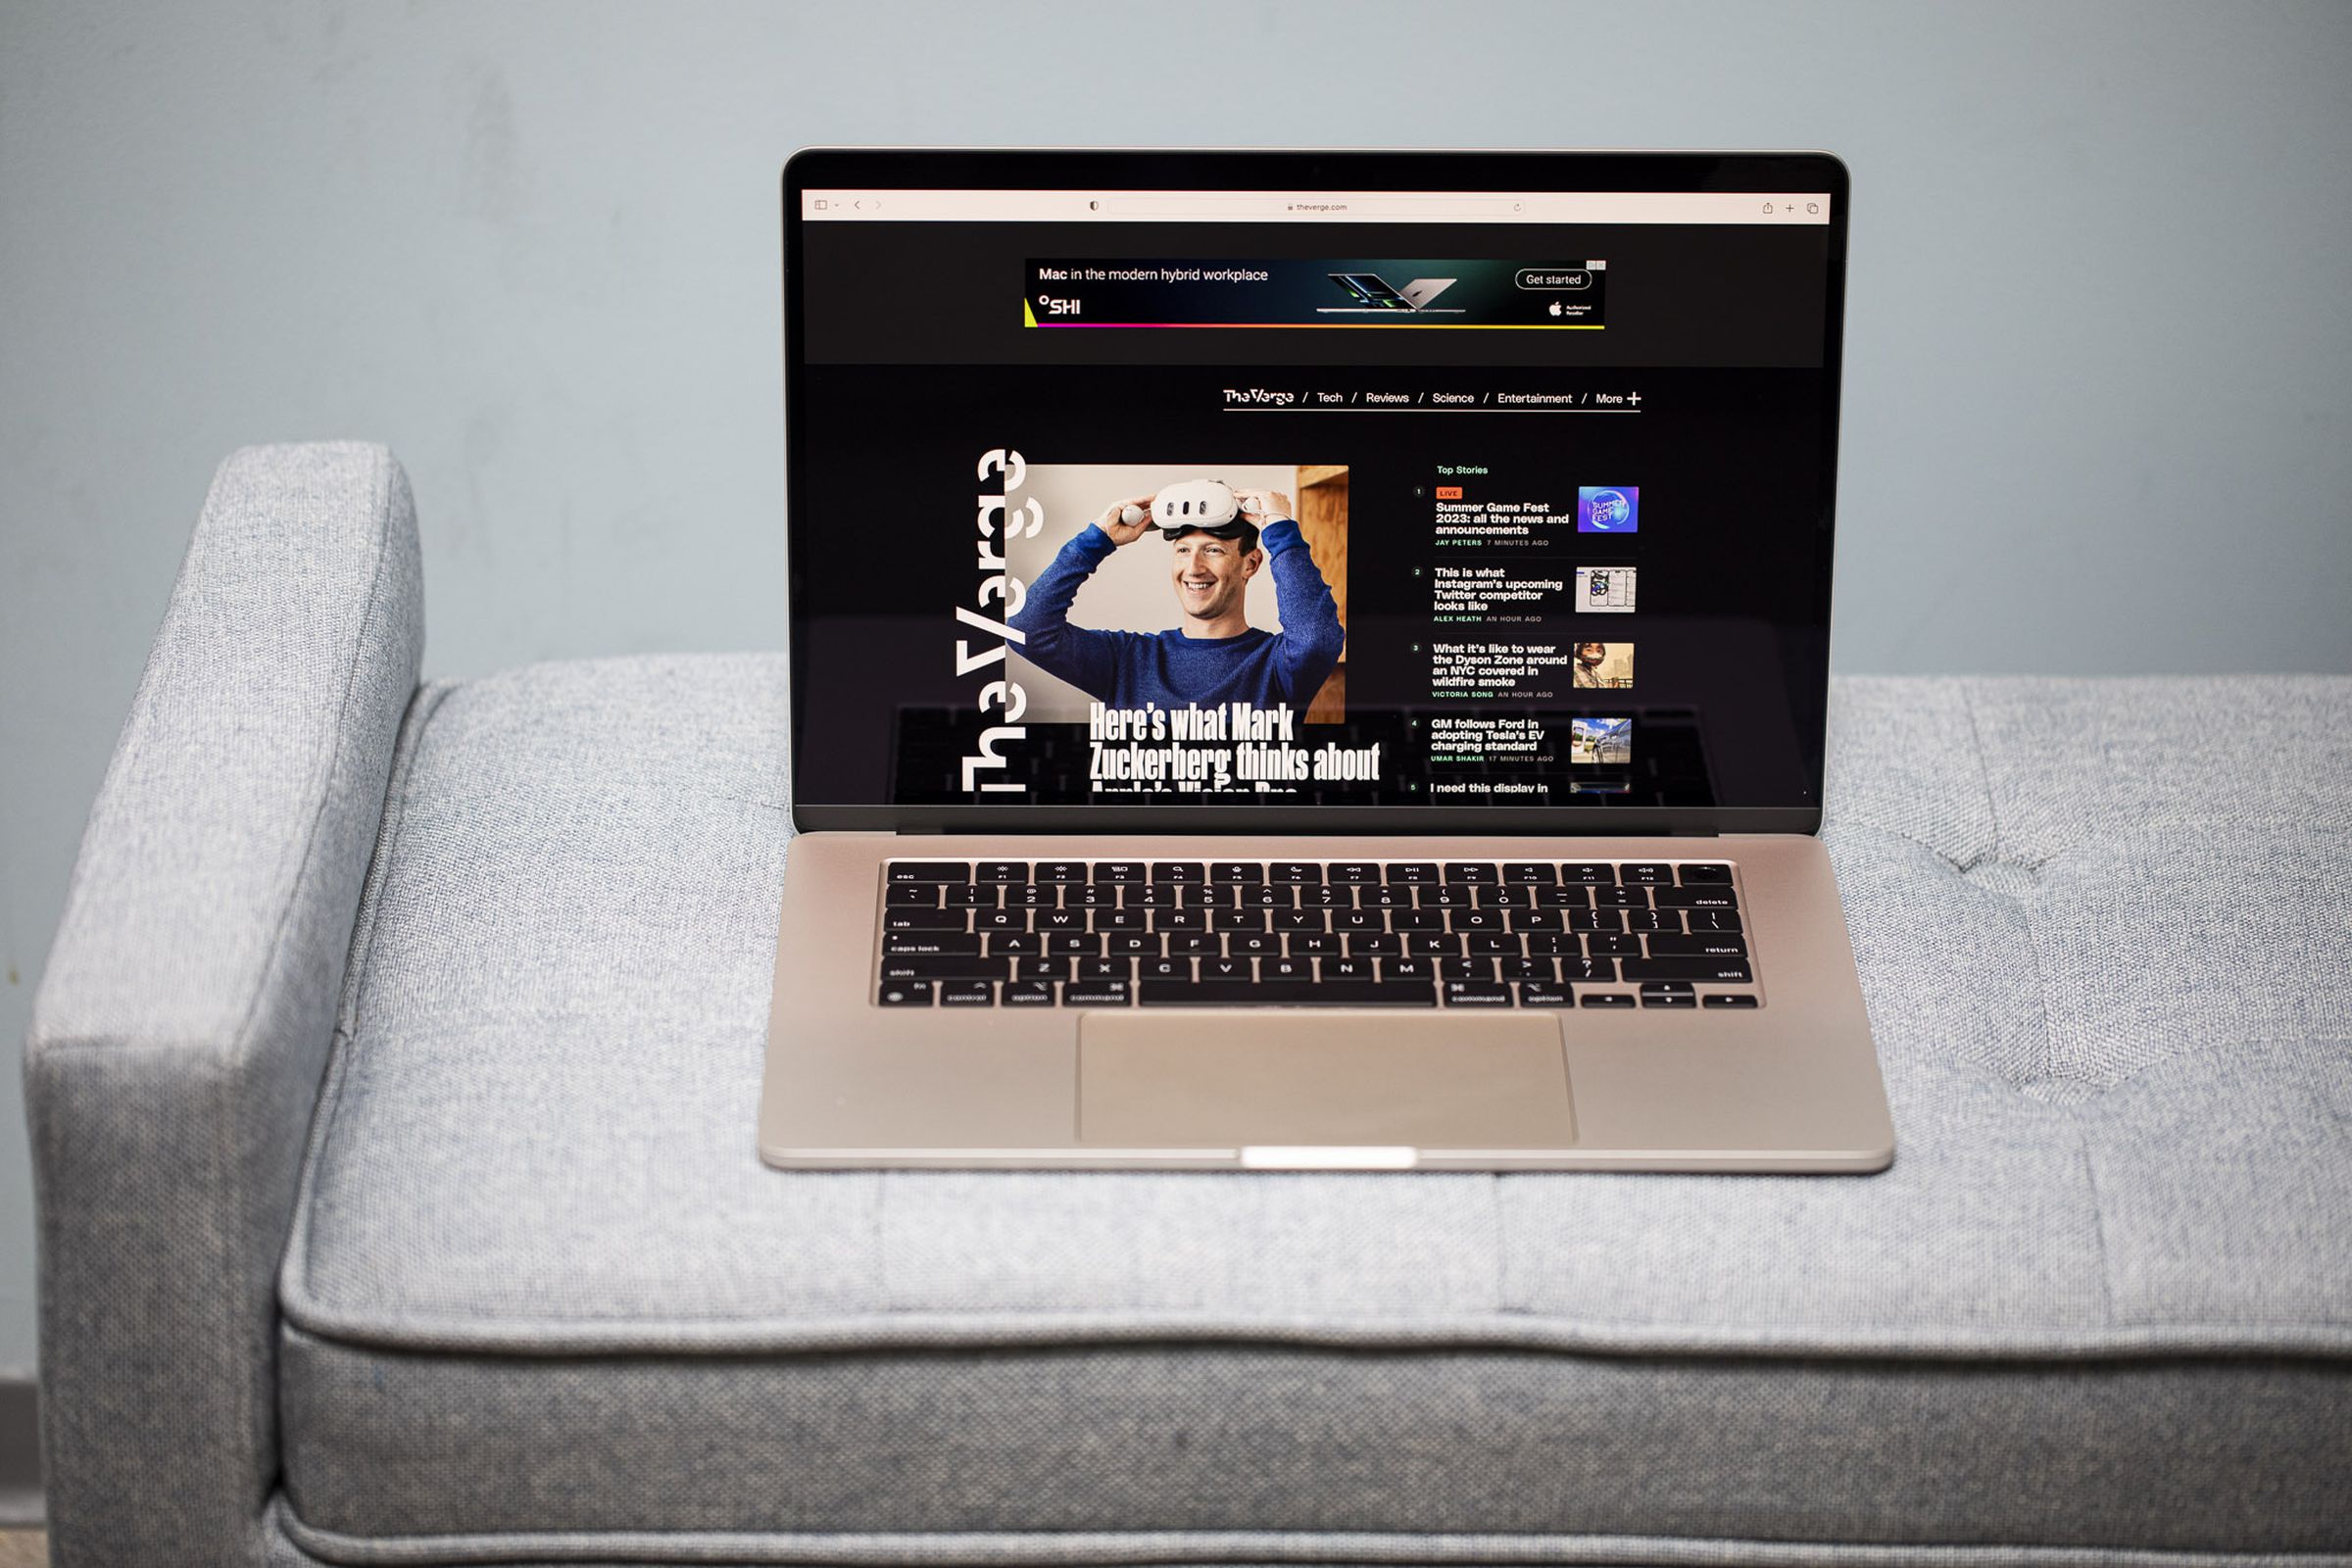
(1095, 196, 1525, 219)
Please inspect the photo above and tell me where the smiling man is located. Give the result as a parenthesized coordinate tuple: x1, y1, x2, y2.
(1009, 486, 1346, 712)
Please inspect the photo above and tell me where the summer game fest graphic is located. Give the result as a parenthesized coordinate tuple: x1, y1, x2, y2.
(1024, 259, 1606, 328)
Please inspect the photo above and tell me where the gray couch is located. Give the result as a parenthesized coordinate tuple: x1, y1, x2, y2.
(24, 444, 2351, 1567)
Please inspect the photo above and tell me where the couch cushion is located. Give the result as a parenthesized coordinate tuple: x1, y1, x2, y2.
(276, 662, 2352, 1560)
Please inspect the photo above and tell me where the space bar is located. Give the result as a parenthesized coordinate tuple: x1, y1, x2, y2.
(1138, 982, 1438, 1006)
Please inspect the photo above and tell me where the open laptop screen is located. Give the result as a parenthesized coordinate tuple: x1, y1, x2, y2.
(785, 151, 1846, 832)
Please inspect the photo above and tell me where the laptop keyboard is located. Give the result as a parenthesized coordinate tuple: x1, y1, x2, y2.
(875, 858, 1756, 1009)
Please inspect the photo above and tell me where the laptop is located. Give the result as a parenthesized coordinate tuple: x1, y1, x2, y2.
(762, 148, 1893, 1172)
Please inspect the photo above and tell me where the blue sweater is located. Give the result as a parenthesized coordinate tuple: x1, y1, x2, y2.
(1010, 518, 1347, 712)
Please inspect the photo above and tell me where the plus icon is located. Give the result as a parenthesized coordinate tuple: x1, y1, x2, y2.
(1627, 391, 1642, 407)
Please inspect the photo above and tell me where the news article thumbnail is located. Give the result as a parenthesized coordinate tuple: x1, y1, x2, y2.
(997, 463, 1362, 794)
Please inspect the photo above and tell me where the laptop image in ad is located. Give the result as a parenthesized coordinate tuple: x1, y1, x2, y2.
(764, 148, 1892, 1172)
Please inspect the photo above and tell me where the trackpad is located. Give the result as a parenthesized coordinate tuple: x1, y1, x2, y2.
(1077, 1012, 1574, 1152)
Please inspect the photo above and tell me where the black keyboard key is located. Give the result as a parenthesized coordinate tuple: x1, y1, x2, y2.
(1383, 958, 1435, 982)
(1654, 886, 1740, 909)
(1034, 860, 1089, 883)
(1348, 933, 1402, 956)
(1075, 957, 1129, 982)
(1514, 909, 1568, 933)
(1152, 861, 1206, 884)
(1560, 862, 1615, 884)
(1517, 983, 1576, 1006)
(1139, 957, 1192, 982)
(990, 933, 1043, 956)
(1044, 934, 1100, 956)
(1525, 933, 1579, 956)
(879, 956, 1008, 981)
(1587, 933, 1642, 957)
(1155, 908, 1208, 933)
(1442, 861, 1498, 884)
(1003, 980, 1056, 1006)
(1069, 884, 1116, 908)
(1420, 886, 1473, 910)
(1014, 957, 1072, 982)
(1209, 861, 1263, 883)
(1210, 909, 1269, 933)
(1006, 883, 1054, 908)
(1243, 886, 1296, 909)
(1384, 862, 1440, 884)
(1678, 863, 1735, 884)
(974, 860, 1030, 883)
(1407, 934, 1463, 956)
(1272, 909, 1326, 933)
(877, 979, 934, 1005)
(1291, 932, 1341, 956)
(1686, 910, 1745, 933)
(1200, 956, 1253, 982)
(1094, 860, 1147, 884)
(1362, 885, 1412, 908)
(1647, 935, 1749, 957)
(1502, 862, 1559, 884)
(1063, 980, 1131, 1006)
(1702, 994, 1760, 1008)
(885, 908, 968, 932)
(1099, 909, 1149, 932)
(1334, 908, 1383, 933)
(1642, 991, 1697, 1007)
(1329, 861, 1382, 884)
(1126, 885, 1175, 908)
(882, 933, 984, 956)
(1443, 981, 1512, 1006)
(1452, 908, 1508, 934)
(938, 980, 997, 1006)
(1441, 957, 1494, 981)
(1034, 909, 1089, 933)
(1465, 933, 1520, 956)
(1621, 957, 1755, 984)
(1321, 956, 1376, 981)
(1393, 909, 1448, 931)
(1568, 909, 1623, 933)
(1262, 957, 1313, 981)
(1580, 992, 1637, 1008)
(888, 861, 970, 883)
(1299, 884, 1349, 908)
(941, 884, 997, 908)
(1230, 931, 1281, 958)
(884, 884, 942, 907)
(1499, 957, 1554, 982)
(1474, 885, 1535, 908)
(1622, 909, 1673, 934)
(1269, 861, 1323, 884)
(973, 908, 1027, 933)
(1169, 933, 1221, 956)
(1138, 982, 1434, 1006)
(1106, 934, 1158, 957)
(1620, 862, 1673, 885)
(1560, 956, 1619, 983)
(1594, 887, 1647, 908)
(1536, 885, 1592, 908)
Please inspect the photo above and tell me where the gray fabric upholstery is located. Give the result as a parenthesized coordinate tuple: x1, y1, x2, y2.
(270, 658, 2349, 1560)
(22, 444, 2348, 1562)
(24, 444, 425, 1568)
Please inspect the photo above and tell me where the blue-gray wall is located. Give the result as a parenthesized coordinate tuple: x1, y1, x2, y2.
(3, 0, 2349, 1378)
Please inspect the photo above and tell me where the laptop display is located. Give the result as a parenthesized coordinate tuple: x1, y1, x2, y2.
(785, 151, 1847, 833)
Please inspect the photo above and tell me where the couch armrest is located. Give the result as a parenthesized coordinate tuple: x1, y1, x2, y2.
(24, 443, 423, 1566)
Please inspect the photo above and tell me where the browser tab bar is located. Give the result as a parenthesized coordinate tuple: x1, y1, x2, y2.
(802, 189, 1834, 225)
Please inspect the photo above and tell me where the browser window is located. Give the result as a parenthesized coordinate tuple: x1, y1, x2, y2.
(788, 176, 1840, 817)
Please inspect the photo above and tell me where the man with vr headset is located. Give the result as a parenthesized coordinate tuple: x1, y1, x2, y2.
(1009, 480, 1346, 712)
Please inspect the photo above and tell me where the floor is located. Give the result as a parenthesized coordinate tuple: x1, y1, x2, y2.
(0, 1533, 43, 1567)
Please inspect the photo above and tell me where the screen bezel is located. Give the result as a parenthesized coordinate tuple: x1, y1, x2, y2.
(783, 148, 1849, 837)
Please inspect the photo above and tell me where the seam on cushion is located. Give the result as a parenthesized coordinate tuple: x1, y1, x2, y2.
(2072, 1109, 2118, 1336)
(289, 678, 458, 1316)
(1490, 1173, 1512, 1314)
(1956, 681, 2002, 870)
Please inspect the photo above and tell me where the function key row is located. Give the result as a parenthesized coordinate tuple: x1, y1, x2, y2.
(887, 859, 1736, 889)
